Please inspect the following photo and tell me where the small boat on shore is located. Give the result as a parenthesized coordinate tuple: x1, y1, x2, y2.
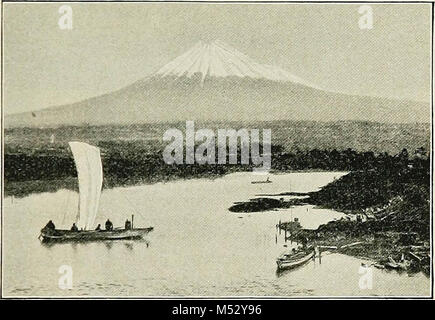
(276, 247, 315, 270)
(384, 256, 410, 270)
(39, 141, 153, 243)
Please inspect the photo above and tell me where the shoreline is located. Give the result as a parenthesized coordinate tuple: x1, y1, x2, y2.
(5, 169, 342, 199)
(278, 210, 430, 275)
(234, 164, 431, 275)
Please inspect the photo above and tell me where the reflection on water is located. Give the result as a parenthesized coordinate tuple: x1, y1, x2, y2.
(3, 171, 430, 297)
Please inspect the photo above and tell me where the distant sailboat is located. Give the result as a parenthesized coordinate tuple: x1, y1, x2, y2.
(39, 141, 153, 242)
(50, 134, 55, 144)
(251, 176, 272, 184)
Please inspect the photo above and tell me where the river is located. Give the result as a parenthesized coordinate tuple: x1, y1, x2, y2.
(2, 171, 430, 297)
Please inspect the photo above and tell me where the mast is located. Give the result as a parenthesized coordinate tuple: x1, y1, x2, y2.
(76, 192, 80, 224)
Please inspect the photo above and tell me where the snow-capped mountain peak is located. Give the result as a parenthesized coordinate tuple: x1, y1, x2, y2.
(154, 40, 315, 87)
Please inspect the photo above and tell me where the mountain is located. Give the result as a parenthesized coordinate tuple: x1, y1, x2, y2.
(154, 40, 317, 87)
(5, 40, 429, 128)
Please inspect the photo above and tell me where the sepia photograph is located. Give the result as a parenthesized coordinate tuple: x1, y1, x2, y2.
(1, 2, 432, 299)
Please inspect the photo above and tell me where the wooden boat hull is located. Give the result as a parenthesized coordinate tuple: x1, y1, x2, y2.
(40, 227, 153, 242)
(251, 181, 272, 184)
(276, 250, 315, 270)
(385, 261, 410, 270)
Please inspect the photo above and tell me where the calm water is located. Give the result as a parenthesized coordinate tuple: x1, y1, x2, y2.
(3, 172, 430, 297)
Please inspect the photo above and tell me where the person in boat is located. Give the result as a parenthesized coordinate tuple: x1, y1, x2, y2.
(71, 223, 79, 232)
(300, 237, 308, 249)
(105, 219, 113, 231)
(41, 220, 56, 235)
(45, 220, 56, 230)
(95, 224, 101, 231)
(125, 219, 132, 230)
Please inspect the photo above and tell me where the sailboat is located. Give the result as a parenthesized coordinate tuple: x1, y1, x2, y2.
(39, 142, 153, 242)
(251, 176, 272, 184)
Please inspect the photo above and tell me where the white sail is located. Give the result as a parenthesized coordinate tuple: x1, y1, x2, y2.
(69, 142, 103, 230)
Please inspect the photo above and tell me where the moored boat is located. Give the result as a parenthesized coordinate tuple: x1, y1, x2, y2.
(276, 247, 315, 270)
(384, 256, 410, 270)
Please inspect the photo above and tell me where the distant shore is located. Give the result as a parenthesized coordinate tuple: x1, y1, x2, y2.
(4, 169, 243, 198)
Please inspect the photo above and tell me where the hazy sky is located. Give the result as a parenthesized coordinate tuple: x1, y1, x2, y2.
(3, 3, 432, 115)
